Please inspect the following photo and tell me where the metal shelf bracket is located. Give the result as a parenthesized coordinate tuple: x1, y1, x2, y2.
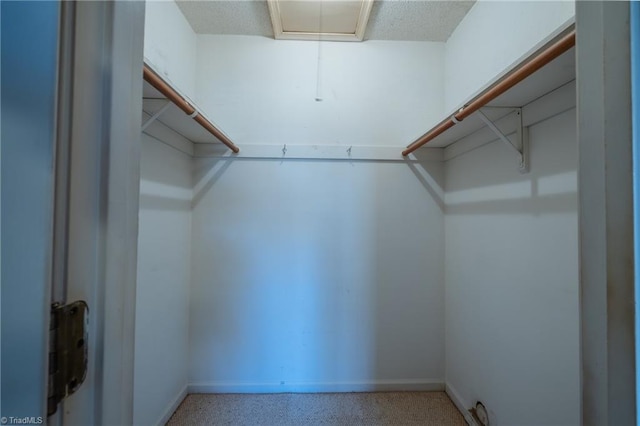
(141, 99, 171, 131)
(477, 107, 529, 173)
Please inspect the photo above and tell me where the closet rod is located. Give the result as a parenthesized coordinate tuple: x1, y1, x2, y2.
(402, 28, 576, 157)
(142, 64, 240, 153)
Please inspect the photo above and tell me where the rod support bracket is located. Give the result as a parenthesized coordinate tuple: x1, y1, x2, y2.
(141, 99, 171, 132)
(477, 107, 529, 174)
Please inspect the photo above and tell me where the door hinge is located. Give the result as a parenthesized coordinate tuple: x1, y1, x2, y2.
(47, 301, 89, 416)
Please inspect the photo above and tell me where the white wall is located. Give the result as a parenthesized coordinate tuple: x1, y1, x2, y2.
(444, 108, 579, 425)
(185, 32, 449, 393)
(444, 0, 575, 112)
(189, 158, 445, 391)
(140, 0, 580, 412)
(144, 0, 197, 100)
(142, 6, 448, 397)
(196, 36, 445, 146)
(134, 134, 192, 425)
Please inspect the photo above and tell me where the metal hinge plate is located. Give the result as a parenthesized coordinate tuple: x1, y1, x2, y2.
(47, 301, 88, 416)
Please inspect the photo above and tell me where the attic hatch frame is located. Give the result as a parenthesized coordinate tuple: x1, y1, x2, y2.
(402, 27, 576, 173)
(267, 0, 374, 42)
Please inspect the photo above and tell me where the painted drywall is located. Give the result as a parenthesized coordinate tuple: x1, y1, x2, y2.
(189, 158, 445, 391)
(444, 108, 579, 425)
(140, 0, 581, 407)
(444, 0, 575, 112)
(144, 0, 197, 101)
(134, 134, 192, 425)
(195, 36, 445, 147)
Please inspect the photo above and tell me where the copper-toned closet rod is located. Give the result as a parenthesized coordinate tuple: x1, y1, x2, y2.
(402, 28, 576, 157)
(143, 64, 240, 153)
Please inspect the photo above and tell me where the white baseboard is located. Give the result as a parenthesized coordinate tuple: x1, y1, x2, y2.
(189, 379, 445, 394)
(155, 384, 188, 426)
(445, 382, 476, 426)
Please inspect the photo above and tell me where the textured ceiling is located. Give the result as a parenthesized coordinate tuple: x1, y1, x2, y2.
(366, 1, 475, 41)
(177, 1, 273, 37)
(176, 0, 476, 42)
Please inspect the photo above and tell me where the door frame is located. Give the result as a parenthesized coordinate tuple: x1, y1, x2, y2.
(54, 1, 145, 424)
(576, 1, 636, 424)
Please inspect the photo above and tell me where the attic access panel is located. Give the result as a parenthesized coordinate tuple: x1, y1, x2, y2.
(268, 0, 374, 41)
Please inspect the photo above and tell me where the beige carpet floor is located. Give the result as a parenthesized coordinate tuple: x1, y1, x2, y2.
(167, 391, 466, 426)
